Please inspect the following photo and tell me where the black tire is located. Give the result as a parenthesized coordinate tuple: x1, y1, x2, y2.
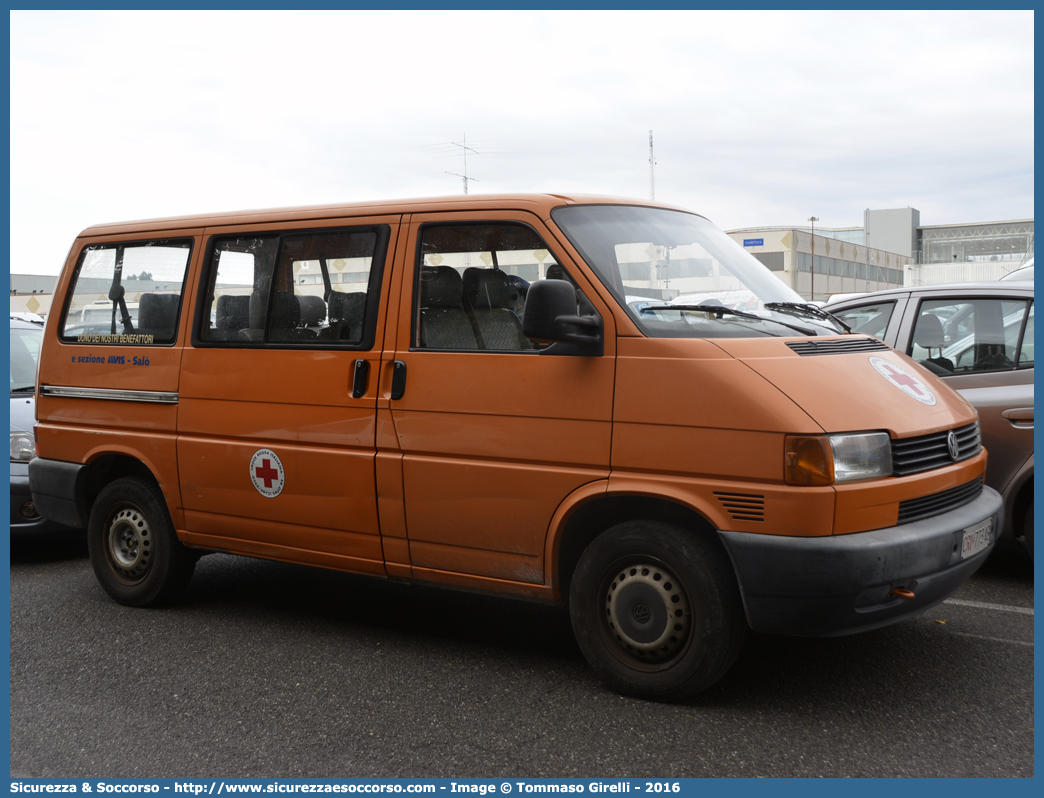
(87, 476, 197, 607)
(569, 521, 746, 701)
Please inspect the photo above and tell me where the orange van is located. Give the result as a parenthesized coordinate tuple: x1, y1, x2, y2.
(30, 194, 1002, 700)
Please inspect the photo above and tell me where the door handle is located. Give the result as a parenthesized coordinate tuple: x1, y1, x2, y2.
(351, 360, 370, 398)
(390, 360, 407, 400)
(1001, 407, 1033, 428)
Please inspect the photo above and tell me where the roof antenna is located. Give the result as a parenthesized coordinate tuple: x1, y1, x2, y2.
(446, 133, 480, 195)
(649, 130, 656, 201)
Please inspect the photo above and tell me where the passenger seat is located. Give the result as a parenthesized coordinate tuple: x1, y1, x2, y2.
(136, 293, 179, 342)
(325, 291, 367, 343)
(211, 294, 249, 341)
(418, 266, 479, 350)
(463, 269, 530, 350)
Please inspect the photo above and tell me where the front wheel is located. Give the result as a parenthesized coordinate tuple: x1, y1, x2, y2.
(87, 476, 197, 606)
(569, 521, 746, 701)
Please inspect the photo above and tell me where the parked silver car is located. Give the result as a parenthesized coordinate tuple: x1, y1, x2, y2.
(10, 319, 80, 538)
(825, 282, 1034, 558)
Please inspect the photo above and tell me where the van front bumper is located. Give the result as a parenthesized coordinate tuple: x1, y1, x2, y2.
(717, 486, 1004, 637)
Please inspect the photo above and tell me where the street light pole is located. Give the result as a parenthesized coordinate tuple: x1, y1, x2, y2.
(808, 217, 819, 302)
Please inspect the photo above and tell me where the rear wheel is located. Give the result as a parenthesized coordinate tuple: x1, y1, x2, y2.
(87, 476, 197, 606)
(569, 521, 746, 701)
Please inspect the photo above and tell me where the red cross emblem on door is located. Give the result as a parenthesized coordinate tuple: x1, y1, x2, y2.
(249, 448, 285, 497)
(255, 459, 278, 488)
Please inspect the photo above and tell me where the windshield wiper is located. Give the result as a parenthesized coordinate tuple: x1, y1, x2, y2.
(764, 302, 851, 333)
(643, 304, 817, 337)
(11, 386, 35, 394)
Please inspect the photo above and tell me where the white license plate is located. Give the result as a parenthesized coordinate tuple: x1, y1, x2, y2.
(961, 518, 993, 560)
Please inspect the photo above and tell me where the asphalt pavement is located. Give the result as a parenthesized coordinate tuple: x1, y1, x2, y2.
(9, 539, 1034, 778)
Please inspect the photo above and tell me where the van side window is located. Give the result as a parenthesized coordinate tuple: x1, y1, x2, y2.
(270, 230, 379, 345)
(910, 298, 1032, 375)
(60, 239, 192, 345)
(414, 223, 575, 351)
(200, 236, 279, 343)
(198, 228, 385, 347)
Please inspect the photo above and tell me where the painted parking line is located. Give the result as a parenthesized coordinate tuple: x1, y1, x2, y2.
(943, 598, 1033, 615)
(948, 631, 1034, 648)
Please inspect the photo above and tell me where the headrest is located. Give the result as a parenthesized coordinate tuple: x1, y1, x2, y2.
(545, 263, 567, 281)
(270, 293, 301, 328)
(465, 269, 515, 310)
(329, 291, 367, 324)
(216, 294, 249, 330)
(249, 292, 301, 329)
(420, 266, 464, 309)
(914, 313, 946, 349)
(462, 268, 484, 307)
(298, 295, 326, 327)
(138, 293, 179, 329)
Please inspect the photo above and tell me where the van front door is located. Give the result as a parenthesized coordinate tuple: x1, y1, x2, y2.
(385, 213, 616, 590)
(177, 218, 399, 574)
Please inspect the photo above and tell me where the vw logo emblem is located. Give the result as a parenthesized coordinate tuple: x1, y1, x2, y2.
(947, 430, 960, 461)
(631, 603, 652, 624)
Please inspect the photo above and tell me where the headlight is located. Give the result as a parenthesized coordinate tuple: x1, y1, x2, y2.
(829, 432, 893, 482)
(10, 431, 36, 463)
(785, 432, 892, 485)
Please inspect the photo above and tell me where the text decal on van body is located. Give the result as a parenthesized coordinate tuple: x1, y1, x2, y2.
(250, 449, 285, 498)
(72, 354, 150, 366)
(868, 356, 937, 406)
(77, 334, 155, 344)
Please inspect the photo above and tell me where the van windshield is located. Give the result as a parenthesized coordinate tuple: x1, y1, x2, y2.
(551, 204, 844, 337)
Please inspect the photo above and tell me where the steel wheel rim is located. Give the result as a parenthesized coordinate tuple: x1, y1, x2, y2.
(603, 560, 692, 669)
(107, 506, 153, 581)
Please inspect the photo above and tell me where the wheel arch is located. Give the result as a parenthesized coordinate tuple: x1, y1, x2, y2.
(81, 452, 164, 525)
(1003, 454, 1033, 539)
(548, 488, 724, 601)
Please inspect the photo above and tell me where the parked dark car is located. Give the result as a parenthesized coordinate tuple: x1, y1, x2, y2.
(10, 319, 80, 539)
(825, 282, 1034, 558)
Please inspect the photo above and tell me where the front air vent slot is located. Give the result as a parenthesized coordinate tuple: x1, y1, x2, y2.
(897, 477, 983, 525)
(715, 492, 765, 523)
(786, 338, 890, 356)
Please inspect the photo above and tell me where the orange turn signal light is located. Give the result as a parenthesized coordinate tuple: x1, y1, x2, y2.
(784, 436, 834, 486)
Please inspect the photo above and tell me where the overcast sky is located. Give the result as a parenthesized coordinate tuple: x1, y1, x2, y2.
(10, 9, 1034, 276)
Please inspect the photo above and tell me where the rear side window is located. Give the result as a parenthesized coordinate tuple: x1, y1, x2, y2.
(197, 226, 387, 348)
(60, 239, 193, 345)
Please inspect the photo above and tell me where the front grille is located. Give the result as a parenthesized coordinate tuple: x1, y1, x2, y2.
(786, 337, 890, 356)
(891, 422, 981, 476)
(897, 477, 983, 525)
(714, 492, 764, 522)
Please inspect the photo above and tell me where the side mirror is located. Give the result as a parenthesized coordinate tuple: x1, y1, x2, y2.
(522, 279, 602, 354)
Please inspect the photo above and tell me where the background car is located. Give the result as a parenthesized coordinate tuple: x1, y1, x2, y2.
(10, 318, 81, 539)
(825, 282, 1034, 558)
(1000, 257, 1034, 282)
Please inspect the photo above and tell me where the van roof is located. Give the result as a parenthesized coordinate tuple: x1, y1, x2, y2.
(78, 193, 692, 237)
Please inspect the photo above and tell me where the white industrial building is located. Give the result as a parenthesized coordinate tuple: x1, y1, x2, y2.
(727, 209, 1033, 302)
